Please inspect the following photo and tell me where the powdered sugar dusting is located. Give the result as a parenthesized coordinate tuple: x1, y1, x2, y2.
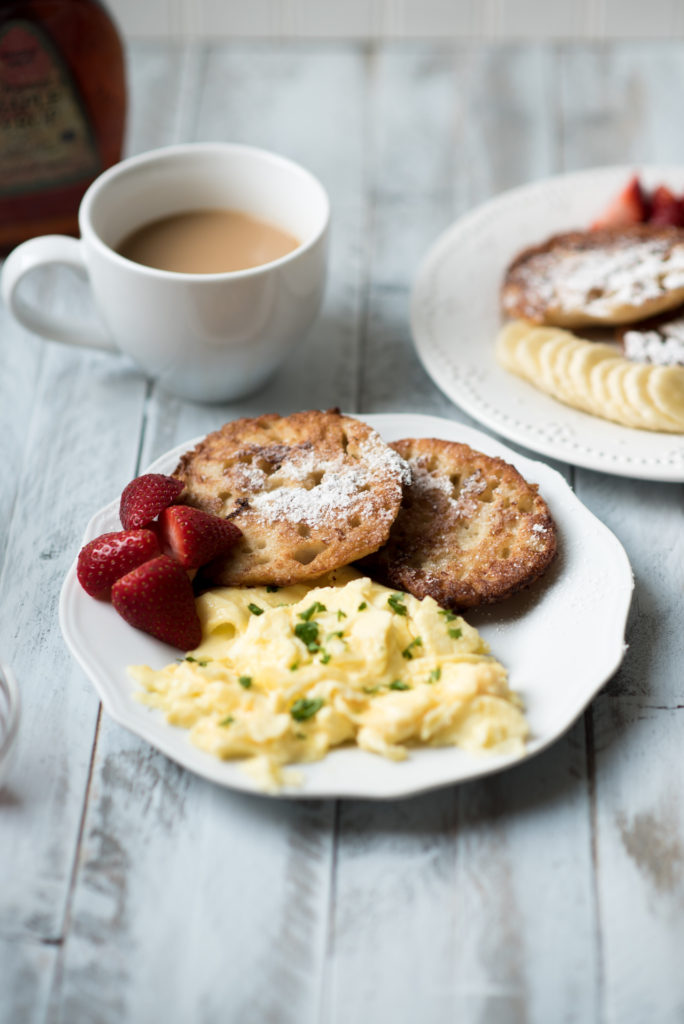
(624, 318, 684, 366)
(410, 459, 486, 517)
(459, 471, 487, 497)
(411, 461, 452, 499)
(235, 435, 408, 527)
(508, 235, 684, 319)
(452, 471, 487, 517)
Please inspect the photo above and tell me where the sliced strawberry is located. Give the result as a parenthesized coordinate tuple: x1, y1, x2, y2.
(76, 529, 160, 598)
(590, 175, 649, 229)
(649, 184, 684, 226)
(120, 473, 184, 530)
(158, 505, 243, 569)
(111, 555, 202, 650)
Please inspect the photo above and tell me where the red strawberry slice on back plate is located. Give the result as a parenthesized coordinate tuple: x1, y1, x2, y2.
(590, 174, 649, 229)
(120, 474, 184, 530)
(112, 555, 202, 650)
(649, 184, 684, 226)
(158, 506, 243, 569)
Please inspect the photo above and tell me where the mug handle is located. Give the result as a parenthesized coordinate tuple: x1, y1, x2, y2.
(1, 235, 117, 353)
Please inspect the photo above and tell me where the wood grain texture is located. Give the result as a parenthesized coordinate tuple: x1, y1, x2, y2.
(0, 347, 146, 1022)
(1, 36, 683, 1024)
(0, 936, 55, 1024)
(559, 44, 684, 1024)
(327, 43, 596, 1024)
(328, 728, 597, 1024)
(50, 42, 367, 1024)
(56, 729, 337, 1024)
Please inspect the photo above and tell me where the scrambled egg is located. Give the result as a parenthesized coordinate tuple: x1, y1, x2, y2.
(129, 568, 527, 790)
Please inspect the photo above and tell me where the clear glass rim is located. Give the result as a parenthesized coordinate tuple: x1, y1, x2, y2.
(0, 663, 20, 763)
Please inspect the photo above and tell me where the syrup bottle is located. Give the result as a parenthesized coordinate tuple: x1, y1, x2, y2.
(0, 0, 126, 250)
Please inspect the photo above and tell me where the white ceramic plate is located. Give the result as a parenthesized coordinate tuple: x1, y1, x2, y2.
(60, 413, 633, 799)
(411, 165, 684, 481)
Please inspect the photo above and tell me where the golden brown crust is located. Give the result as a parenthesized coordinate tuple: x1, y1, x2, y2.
(173, 410, 409, 586)
(360, 438, 557, 610)
(502, 225, 684, 328)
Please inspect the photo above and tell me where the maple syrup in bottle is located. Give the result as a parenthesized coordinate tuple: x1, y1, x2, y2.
(0, 0, 126, 251)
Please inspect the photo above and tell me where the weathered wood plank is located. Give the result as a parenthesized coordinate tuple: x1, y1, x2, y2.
(123, 42, 192, 155)
(560, 42, 684, 1024)
(0, 348, 147, 1024)
(0, 283, 47, 566)
(2, 37, 683, 1024)
(53, 43, 370, 1023)
(329, 43, 599, 1024)
(55, 730, 337, 1024)
(0, 936, 55, 1024)
(357, 45, 472, 418)
(328, 728, 596, 1024)
(0, 43, 193, 1024)
(557, 41, 684, 170)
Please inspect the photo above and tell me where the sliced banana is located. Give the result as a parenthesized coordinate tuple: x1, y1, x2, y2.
(587, 357, 633, 427)
(648, 366, 684, 430)
(563, 339, 617, 417)
(604, 359, 648, 429)
(623, 362, 682, 431)
(515, 327, 561, 383)
(495, 320, 529, 372)
(547, 333, 596, 412)
(536, 331, 576, 396)
(495, 320, 684, 433)
(497, 319, 531, 352)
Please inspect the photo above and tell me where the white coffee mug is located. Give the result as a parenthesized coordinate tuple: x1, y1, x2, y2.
(1, 142, 330, 402)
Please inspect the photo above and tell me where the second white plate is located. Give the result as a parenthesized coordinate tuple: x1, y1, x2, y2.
(411, 164, 684, 481)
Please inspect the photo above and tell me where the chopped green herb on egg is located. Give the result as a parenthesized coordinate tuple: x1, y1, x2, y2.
(401, 636, 423, 660)
(299, 601, 327, 621)
(388, 593, 407, 616)
(294, 620, 320, 651)
(291, 698, 324, 721)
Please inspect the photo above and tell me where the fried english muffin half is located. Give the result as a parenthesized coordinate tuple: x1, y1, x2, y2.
(501, 225, 684, 328)
(360, 438, 557, 610)
(173, 410, 410, 587)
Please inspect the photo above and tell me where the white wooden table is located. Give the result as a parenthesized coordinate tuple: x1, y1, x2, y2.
(2, 39, 683, 1024)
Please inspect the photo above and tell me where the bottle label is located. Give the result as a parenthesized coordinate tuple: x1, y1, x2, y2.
(0, 20, 101, 196)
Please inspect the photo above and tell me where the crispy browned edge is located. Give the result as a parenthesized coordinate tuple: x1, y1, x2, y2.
(360, 437, 558, 610)
(501, 225, 684, 326)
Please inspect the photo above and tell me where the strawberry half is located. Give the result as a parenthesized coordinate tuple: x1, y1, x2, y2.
(158, 505, 243, 569)
(590, 175, 649, 229)
(120, 473, 184, 530)
(77, 529, 160, 598)
(111, 555, 202, 650)
(649, 184, 684, 227)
